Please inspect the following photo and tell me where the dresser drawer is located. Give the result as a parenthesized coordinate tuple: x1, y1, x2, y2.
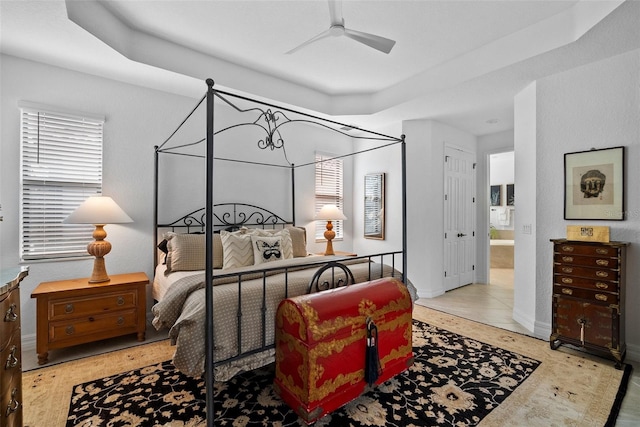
(553, 285, 618, 304)
(49, 310, 138, 344)
(553, 275, 619, 293)
(49, 290, 137, 321)
(1, 330, 21, 395)
(1, 291, 20, 348)
(553, 264, 618, 281)
(555, 243, 618, 257)
(553, 253, 618, 269)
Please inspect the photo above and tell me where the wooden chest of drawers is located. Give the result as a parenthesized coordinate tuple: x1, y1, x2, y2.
(31, 272, 148, 365)
(550, 239, 628, 368)
(1, 267, 29, 427)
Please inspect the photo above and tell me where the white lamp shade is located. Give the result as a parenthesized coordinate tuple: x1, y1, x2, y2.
(315, 204, 347, 221)
(63, 196, 133, 225)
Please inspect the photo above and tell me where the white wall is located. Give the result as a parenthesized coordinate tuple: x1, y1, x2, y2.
(513, 82, 538, 332)
(522, 49, 640, 361)
(401, 119, 476, 298)
(0, 55, 354, 347)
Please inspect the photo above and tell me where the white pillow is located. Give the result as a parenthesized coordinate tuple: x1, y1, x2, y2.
(251, 235, 285, 265)
(251, 228, 293, 259)
(220, 230, 254, 269)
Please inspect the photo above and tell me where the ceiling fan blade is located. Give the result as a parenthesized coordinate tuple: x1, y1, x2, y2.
(344, 28, 396, 54)
(327, 0, 344, 26)
(285, 29, 331, 54)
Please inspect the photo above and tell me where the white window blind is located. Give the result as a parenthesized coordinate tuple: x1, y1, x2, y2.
(315, 153, 344, 241)
(20, 106, 104, 261)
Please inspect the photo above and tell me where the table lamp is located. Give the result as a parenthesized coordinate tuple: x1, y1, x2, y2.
(315, 204, 346, 256)
(63, 196, 133, 283)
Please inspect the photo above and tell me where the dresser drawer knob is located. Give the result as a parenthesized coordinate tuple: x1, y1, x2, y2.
(561, 277, 573, 284)
(562, 267, 573, 273)
(561, 245, 575, 252)
(5, 388, 20, 416)
(66, 325, 75, 335)
(5, 346, 18, 370)
(116, 316, 125, 326)
(562, 256, 574, 262)
(116, 296, 125, 306)
(595, 282, 609, 290)
(596, 259, 610, 266)
(596, 248, 609, 255)
(4, 304, 18, 322)
(596, 271, 609, 278)
(562, 288, 573, 295)
(65, 304, 74, 314)
(595, 294, 608, 302)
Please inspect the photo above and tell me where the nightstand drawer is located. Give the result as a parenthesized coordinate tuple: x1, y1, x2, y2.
(49, 310, 138, 343)
(49, 290, 137, 321)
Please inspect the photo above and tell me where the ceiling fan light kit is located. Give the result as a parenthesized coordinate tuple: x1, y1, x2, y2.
(287, 0, 396, 55)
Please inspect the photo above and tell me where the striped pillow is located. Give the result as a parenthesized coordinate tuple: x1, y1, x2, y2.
(220, 230, 254, 269)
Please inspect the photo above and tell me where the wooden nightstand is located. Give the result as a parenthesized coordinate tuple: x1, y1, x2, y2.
(31, 272, 148, 365)
(315, 251, 357, 257)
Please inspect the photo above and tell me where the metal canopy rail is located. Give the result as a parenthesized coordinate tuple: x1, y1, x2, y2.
(154, 78, 407, 426)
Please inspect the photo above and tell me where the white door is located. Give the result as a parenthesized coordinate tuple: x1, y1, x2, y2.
(444, 146, 476, 291)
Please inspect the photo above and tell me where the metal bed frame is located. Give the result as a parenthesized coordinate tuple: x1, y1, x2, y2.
(154, 78, 407, 426)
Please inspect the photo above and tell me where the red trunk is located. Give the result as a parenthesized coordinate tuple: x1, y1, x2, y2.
(274, 278, 413, 424)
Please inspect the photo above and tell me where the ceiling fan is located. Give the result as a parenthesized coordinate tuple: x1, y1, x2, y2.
(286, 0, 396, 54)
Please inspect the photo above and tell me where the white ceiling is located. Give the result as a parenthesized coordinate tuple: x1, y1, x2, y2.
(1, 0, 639, 136)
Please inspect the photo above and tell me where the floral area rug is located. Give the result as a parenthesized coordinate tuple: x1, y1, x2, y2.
(66, 319, 540, 426)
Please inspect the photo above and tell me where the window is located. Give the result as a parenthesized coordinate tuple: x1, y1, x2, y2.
(20, 104, 104, 261)
(314, 152, 344, 241)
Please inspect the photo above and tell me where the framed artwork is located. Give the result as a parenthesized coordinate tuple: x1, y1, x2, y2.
(364, 173, 385, 239)
(506, 184, 514, 206)
(490, 185, 501, 206)
(564, 146, 625, 220)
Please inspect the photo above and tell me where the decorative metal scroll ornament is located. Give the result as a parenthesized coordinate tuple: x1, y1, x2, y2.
(255, 109, 289, 151)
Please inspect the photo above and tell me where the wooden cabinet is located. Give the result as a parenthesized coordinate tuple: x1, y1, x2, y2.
(31, 272, 148, 365)
(550, 239, 628, 368)
(1, 267, 29, 427)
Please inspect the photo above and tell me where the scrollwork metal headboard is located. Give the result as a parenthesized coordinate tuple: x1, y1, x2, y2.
(157, 202, 292, 234)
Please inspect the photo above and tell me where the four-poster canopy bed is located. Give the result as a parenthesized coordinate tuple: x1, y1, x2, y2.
(151, 78, 410, 424)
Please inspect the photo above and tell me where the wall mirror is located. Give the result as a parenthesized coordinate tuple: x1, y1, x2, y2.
(364, 173, 385, 239)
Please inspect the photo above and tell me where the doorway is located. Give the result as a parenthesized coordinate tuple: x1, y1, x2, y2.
(488, 151, 514, 287)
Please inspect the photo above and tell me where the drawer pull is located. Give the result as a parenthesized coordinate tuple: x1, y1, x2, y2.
(562, 256, 574, 262)
(66, 325, 75, 335)
(562, 288, 573, 295)
(5, 388, 20, 416)
(596, 248, 609, 255)
(595, 282, 609, 290)
(561, 245, 575, 252)
(595, 294, 608, 302)
(596, 259, 610, 266)
(65, 304, 74, 314)
(561, 277, 573, 284)
(116, 296, 125, 306)
(596, 271, 609, 278)
(561, 267, 573, 273)
(5, 346, 19, 370)
(116, 316, 125, 326)
(4, 304, 18, 322)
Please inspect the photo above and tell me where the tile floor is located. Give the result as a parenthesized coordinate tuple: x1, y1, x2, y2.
(416, 268, 639, 426)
